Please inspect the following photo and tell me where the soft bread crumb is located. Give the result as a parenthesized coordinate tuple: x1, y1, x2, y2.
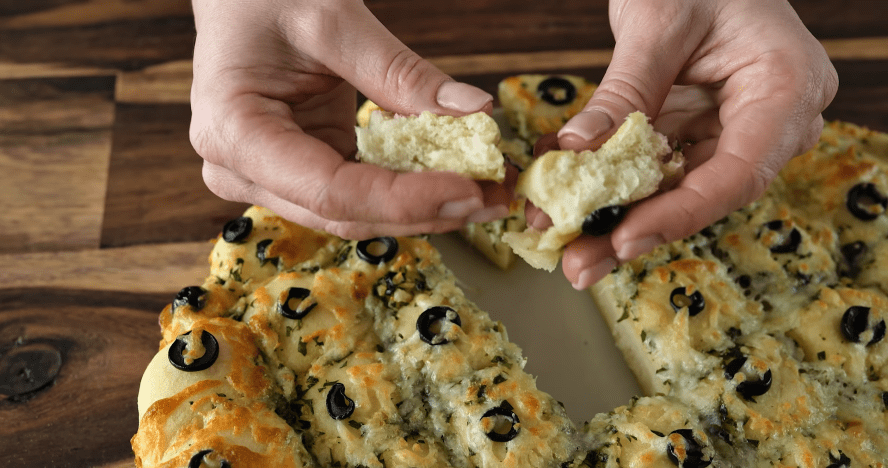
(504, 112, 684, 271)
(355, 111, 506, 182)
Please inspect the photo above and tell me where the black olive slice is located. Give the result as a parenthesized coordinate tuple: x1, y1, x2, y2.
(326, 382, 355, 420)
(173, 286, 206, 314)
(481, 401, 520, 442)
(666, 429, 712, 468)
(763, 220, 801, 254)
(416, 306, 462, 345)
(356, 237, 399, 264)
(168, 330, 220, 372)
(222, 216, 253, 244)
(670, 287, 706, 316)
(847, 182, 887, 221)
(188, 449, 232, 468)
(278, 287, 317, 320)
(724, 356, 772, 401)
(839, 241, 868, 277)
(537, 77, 577, 106)
(881, 391, 888, 411)
(826, 451, 851, 468)
(256, 239, 274, 263)
(581, 205, 628, 237)
(840, 306, 886, 346)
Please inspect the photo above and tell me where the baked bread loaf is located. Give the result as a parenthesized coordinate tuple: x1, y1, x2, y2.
(589, 120, 888, 466)
(134, 206, 595, 468)
(498, 74, 597, 144)
(356, 110, 506, 182)
(503, 112, 684, 271)
(136, 81, 888, 466)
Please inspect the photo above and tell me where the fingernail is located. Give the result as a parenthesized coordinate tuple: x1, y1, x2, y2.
(557, 110, 614, 148)
(527, 208, 552, 230)
(466, 205, 510, 224)
(436, 81, 493, 113)
(617, 234, 665, 262)
(439, 197, 485, 219)
(572, 257, 617, 290)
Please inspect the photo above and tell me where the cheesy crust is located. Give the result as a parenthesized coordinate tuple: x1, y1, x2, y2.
(591, 121, 888, 466)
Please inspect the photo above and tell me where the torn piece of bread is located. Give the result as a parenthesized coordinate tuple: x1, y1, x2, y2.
(356, 110, 506, 182)
(503, 112, 684, 271)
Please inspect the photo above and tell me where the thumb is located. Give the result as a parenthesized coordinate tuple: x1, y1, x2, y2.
(557, 29, 691, 150)
(318, 3, 492, 117)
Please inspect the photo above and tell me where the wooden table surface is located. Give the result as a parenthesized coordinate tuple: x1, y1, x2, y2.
(1, 1, 886, 466)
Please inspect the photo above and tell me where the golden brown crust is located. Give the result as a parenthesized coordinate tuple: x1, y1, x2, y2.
(589, 121, 888, 465)
(135, 212, 583, 467)
(497, 74, 597, 144)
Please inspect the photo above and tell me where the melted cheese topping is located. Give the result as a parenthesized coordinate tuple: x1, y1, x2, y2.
(591, 121, 888, 466)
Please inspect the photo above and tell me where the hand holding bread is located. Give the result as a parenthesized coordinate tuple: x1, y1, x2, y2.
(190, 0, 838, 291)
(555, 0, 838, 289)
(189, 0, 506, 241)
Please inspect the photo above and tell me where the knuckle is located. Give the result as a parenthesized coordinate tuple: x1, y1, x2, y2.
(593, 72, 657, 118)
(799, 116, 824, 154)
(189, 117, 214, 160)
(822, 62, 840, 107)
(382, 48, 431, 106)
(201, 163, 239, 202)
(747, 164, 774, 203)
(305, 187, 344, 222)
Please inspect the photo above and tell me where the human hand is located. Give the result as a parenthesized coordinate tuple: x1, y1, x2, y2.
(533, 0, 838, 289)
(189, 0, 510, 240)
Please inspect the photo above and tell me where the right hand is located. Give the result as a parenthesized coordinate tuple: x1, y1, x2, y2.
(189, 0, 510, 240)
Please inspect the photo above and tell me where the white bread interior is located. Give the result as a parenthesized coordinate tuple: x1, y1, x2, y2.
(503, 112, 683, 271)
(356, 111, 506, 182)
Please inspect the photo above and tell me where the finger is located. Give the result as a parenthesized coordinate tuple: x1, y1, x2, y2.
(524, 203, 552, 231)
(611, 100, 825, 263)
(561, 235, 618, 290)
(199, 91, 500, 227)
(653, 86, 722, 144)
(297, 3, 493, 117)
(557, 6, 707, 151)
(202, 161, 487, 239)
(533, 133, 560, 156)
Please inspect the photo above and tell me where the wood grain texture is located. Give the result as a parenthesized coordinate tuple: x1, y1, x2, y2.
(0, 76, 115, 254)
(0, 242, 208, 468)
(824, 59, 888, 132)
(789, 0, 888, 39)
(0, 287, 168, 468)
(0, 17, 195, 73)
(100, 103, 250, 248)
(0, 0, 191, 30)
(368, 0, 613, 56)
(0, 241, 212, 293)
(112, 36, 888, 106)
(116, 60, 192, 104)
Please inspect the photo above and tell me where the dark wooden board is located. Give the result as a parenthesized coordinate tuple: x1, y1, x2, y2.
(2, 0, 886, 74)
(0, 288, 169, 468)
(1, 1, 886, 467)
(100, 103, 250, 248)
(0, 76, 116, 254)
(826, 59, 888, 132)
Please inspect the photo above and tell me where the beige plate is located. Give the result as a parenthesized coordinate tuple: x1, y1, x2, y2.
(429, 233, 640, 425)
(426, 109, 639, 424)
